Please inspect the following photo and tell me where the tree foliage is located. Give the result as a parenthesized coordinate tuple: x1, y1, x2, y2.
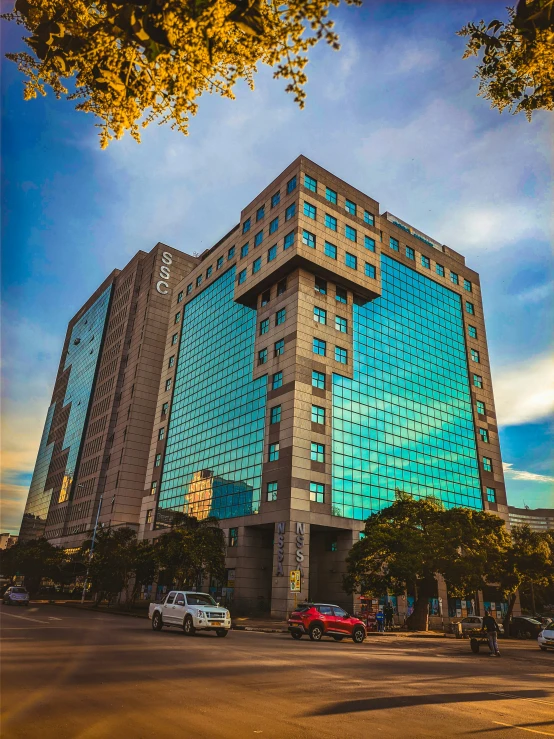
(0, 538, 64, 594)
(3, 0, 360, 147)
(458, 0, 554, 120)
(343, 492, 512, 631)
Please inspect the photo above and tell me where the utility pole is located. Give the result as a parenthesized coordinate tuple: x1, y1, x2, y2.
(81, 494, 103, 605)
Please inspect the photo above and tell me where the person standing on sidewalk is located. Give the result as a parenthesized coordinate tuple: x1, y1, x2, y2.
(376, 610, 385, 633)
(483, 609, 501, 656)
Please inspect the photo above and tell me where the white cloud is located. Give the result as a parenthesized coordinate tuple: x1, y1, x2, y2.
(515, 281, 553, 305)
(503, 463, 554, 484)
(493, 354, 554, 427)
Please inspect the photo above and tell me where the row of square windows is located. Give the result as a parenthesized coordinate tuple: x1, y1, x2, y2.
(265, 480, 325, 503)
(241, 174, 376, 235)
(388, 238, 473, 292)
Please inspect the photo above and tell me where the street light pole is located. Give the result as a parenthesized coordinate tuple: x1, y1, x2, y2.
(81, 493, 103, 605)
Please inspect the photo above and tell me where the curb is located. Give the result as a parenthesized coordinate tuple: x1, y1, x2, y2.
(40, 601, 149, 619)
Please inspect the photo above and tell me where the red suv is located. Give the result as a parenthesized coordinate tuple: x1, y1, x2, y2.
(288, 603, 366, 643)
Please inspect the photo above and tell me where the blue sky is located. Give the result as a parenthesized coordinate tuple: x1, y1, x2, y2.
(1, 0, 552, 533)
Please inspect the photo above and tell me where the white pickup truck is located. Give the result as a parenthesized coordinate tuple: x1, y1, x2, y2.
(148, 591, 231, 637)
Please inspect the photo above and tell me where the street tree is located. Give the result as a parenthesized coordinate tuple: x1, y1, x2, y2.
(343, 492, 511, 631)
(458, 0, 554, 120)
(3, 0, 360, 148)
(0, 538, 64, 594)
(80, 525, 140, 604)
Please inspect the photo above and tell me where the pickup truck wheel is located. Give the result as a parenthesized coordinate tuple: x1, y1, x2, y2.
(309, 623, 324, 641)
(152, 612, 163, 631)
(216, 629, 228, 637)
(352, 626, 366, 644)
(183, 615, 196, 636)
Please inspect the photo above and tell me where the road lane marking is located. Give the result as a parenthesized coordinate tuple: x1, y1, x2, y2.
(47, 617, 62, 621)
(1, 612, 49, 624)
(490, 692, 554, 707)
(493, 722, 554, 736)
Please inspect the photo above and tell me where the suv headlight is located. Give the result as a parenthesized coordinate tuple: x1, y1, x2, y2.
(197, 609, 206, 619)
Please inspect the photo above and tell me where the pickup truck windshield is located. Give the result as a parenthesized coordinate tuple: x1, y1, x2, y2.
(186, 594, 217, 606)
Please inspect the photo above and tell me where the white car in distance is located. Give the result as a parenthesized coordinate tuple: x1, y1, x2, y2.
(538, 621, 554, 651)
(149, 591, 231, 637)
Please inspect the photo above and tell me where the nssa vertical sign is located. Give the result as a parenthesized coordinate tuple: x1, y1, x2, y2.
(275, 522, 306, 576)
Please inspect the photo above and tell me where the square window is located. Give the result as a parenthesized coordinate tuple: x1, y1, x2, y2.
(365, 262, 376, 279)
(268, 442, 280, 461)
(473, 374, 483, 388)
(171, 333, 178, 345)
(468, 325, 477, 339)
(421, 255, 430, 269)
(254, 230, 263, 247)
(364, 210, 374, 226)
(466, 301, 475, 315)
(471, 348, 480, 363)
(479, 428, 489, 443)
(390, 237, 399, 251)
(325, 214, 337, 231)
(345, 225, 357, 242)
(314, 306, 327, 325)
(267, 481, 278, 501)
(268, 245, 277, 262)
(364, 235, 376, 251)
(258, 348, 268, 365)
(238, 269, 247, 285)
(486, 487, 496, 503)
(216, 257, 224, 270)
(483, 456, 492, 472)
(256, 205, 265, 222)
(252, 257, 262, 274)
(436, 264, 445, 276)
(285, 204, 296, 221)
(177, 290, 183, 303)
(335, 315, 347, 333)
(272, 371, 283, 389)
(405, 246, 415, 260)
(274, 339, 284, 356)
(228, 246, 235, 259)
(335, 346, 348, 364)
(312, 371, 325, 389)
(451, 271, 459, 285)
(304, 174, 317, 192)
(284, 231, 294, 249)
(260, 318, 269, 335)
(277, 278, 287, 295)
(303, 230, 316, 248)
(276, 308, 286, 325)
(241, 243, 249, 258)
(336, 286, 347, 304)
(476, 400, 485, 415)
(206, 265, 213, 278)
(345, 252, 357, 269)
(271, 191, 280, 208)
(146, 509, 153, 524)
(165, 378, 172, 391)
(168, 355, 175, 368)
(324, 241, 337, 259)
(311, 405, 325, 424)
(310, 442, 325, 463)
(196, 275, 203, 287)
(326, 187, 337, 204)
(161, 402, 168, 416)
(287, 176, 297, 194)
(309, 482, 325, 503)
(228, 528, 238, 547)
(155, 453, 161, 467)
(158, 427, 165, 441)
(269, 217, 279, 234)
(345, 199, 356, 216)
(151, 481, 157, 496)
(242, 218, 251, 234)
(270, 405, 281, 424)
(186, 283, 193, 295)
(464, 279, 472, 292)
(315, 277, 327, 294)
(304, 202, 317, 220)
(175, 311, 181, 324)
(261, 289, 271, 306)
(313, 338, 326, 356)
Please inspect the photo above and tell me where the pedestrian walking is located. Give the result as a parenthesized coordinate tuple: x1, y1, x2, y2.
(483, 609, 501, 656)
(376, 610, 385, 633)
(384, 604, 394, 631)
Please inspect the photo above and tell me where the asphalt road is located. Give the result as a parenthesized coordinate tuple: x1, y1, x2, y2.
(1, 603, 553, 739)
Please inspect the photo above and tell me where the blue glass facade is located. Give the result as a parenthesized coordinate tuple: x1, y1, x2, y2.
(20, 404, 56, 538)
(331, 254, 482, 519)
(157, 267, 267, 523)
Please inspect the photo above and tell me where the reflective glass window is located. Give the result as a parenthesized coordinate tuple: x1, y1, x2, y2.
(315, 277, 327, 294)
(314, 307, 327, 325)
(336, 287, 347, 304)
(260, 318, 269, 335)
(390, 237, 399, 251)
(242, 218, 251, 234)
(310, 482, 325, 502)
(304, 202, 317, 220)
(275, 308, 286, 326)
(325, 241, 337, 259)
(254, 231, 263, 247)
(270, 405, 281, 424)
(486, 487, 496, 503)
(476, 400, 485, 415)
(464, 279, 472, 292)
(421, 255, 430, 269)
(483, 457, 492, 472)
(313, 338, 326, 356)
(335, 316, 347, 333)
(436, 264, 445, 276)
(256, 205, 265, 222)
(312, 405, 325, 424)
(272, 371, 283, 389)
(365, 263, 376, 279)
(451, 272, 459, 285)
(271, 191, 280, 208)
(473, 374, 483, 388)
(406, 247, 415, 260)
(287, 176, 297, 194)
(468, 325, 477, 339)
(252, 257, 262, 274)
(284, 232, 294, 249)
(228, 246, 235, 259)
(326, 187, 337, 204)
(345, 252, 357, 269)
(267, 481, 278, 501)
(325, 214, 337, 231)
(479, 428, 489, 443)
(311, 442, 325, 463)
(285, 204, 296, 221)
(303, 230, 316, 248)
(268, 245, 277, 262)
(364, 211, 374, 226)
(268, 443, 279, 461)
(241, 243, 249, 258)
(312, 371, 325, 389)
(304, 175, 317, 192)
(274, 339, 284, 356)
(345, 225, 357, 242)
(258, 348, 267, 365)
(335, 346, 348, 364)
(345, 199, 356, 216)
(269, 217, 279, 234)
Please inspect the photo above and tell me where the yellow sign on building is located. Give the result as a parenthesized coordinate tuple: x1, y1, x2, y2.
(290, 570, 301, 592)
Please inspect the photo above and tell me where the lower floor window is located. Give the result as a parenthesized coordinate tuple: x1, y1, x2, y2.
(309, 482, 324, 503)
(267, 482, 278, 501)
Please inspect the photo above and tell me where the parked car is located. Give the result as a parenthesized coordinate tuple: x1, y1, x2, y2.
(148, 591, 231, 637)
(509, 616, 543, 639)
(288, 602, 366, 643)
(3, 586, 30, 606)
(454, 616, 504, 636)
(538, 622, 554, 651)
